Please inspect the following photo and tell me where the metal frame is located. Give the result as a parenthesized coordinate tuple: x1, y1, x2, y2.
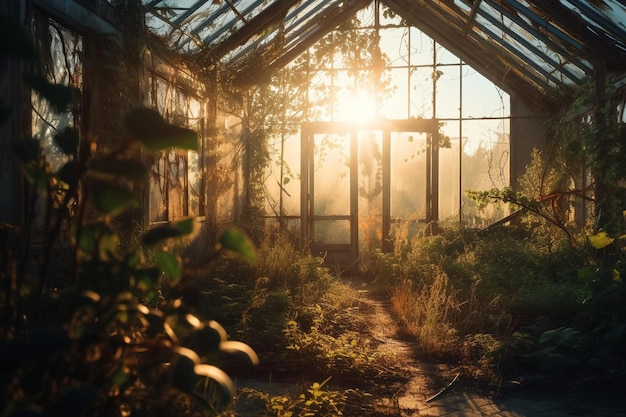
(140, 0, 626, 107)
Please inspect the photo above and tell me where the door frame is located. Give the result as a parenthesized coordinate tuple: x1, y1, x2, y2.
(301, 119, 438, 272)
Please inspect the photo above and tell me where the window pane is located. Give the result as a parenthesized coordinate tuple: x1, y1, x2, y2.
(391, 132, 428, 220)
(313, 133, 350, 216)
(313, 220, 350, 244)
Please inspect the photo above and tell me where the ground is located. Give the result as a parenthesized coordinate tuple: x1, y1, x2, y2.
(233, 278, 626, 416)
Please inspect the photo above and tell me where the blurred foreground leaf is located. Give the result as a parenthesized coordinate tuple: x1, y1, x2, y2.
(124, 108, 198, 151)
(142, 218, 195, 246)
(217, 227, 257, 265)
(90, 183, 139, 216)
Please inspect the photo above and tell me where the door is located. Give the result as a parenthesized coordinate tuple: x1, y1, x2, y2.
(301, 120, 436, 273)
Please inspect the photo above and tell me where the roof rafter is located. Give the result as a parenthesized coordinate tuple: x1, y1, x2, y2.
(199, 0, 300, 62)
(529, 0, 626, 71)
(140, 0, 626, 107)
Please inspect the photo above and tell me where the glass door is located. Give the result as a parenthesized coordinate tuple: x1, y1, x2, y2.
(301, 120, 436, 273)
(303, 130, 357, 270)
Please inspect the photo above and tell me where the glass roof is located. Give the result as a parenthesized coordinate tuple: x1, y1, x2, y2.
(141, 0, 626, 102)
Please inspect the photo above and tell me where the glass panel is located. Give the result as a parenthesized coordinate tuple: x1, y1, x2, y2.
(309, 71, 333, 121)
(462, 68, 509, 118)
(435, 43, 459, 65)
(358, 131, 383, 252)
(32, 20, 82, 172)
(149, 156, 167, 223)
(188, 150, 200, 216)
(380, 68, 409, 119)
(379, 27, 410, 67)
(313, 220, 350, 244)
(453, 119, 511, 225)
(409, 27, 434, 66)
(438, 121, 461, 221)
(435, 64, 461, 119)
(313, 133, 350, 216)
(167, 150, 186, 220)
(186, 96, 202, 217)
(30, 19, 82, 237)
(390, 131, 428, 220)
(148, 75, 203, 221)
(410, 67, 434, 118)
(265, 133, 301, 216)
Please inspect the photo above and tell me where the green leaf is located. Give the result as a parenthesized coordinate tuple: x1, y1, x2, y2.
(174, 217, 195, 234)
(135, 267, 161, 292)
(141, 219, 194, 246)
(12, 137, 40, 163)
(124, 108, 198, 151)
(111, 366, 130, 388)
(0, 16, 38, 61)
(57, 161, 78, 188)
(194, 364, 236, 403)
(218, 227, 257, 265)
(194, 326, 224, 354)
(54, 127, 79, 155)
(25, 75, 78, 112)
(577, 266, 595, 281)
(156, 251, 182, 284)
(76, 223, 119, 260)
(91, 159, 148, 181)
(220, 340, 259, 366)
(90, 183, 139, 216)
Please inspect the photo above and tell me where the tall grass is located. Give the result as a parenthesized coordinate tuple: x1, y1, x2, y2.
(255, 232, 333, 305)
(390, 269, 461, 358)
(376, 218, 592, 371)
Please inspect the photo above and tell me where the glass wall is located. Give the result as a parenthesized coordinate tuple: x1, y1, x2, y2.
(263, 3, 510, 230)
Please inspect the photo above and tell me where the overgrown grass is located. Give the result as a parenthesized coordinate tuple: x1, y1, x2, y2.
(191, 218, 626, 397)
(390, 270, 460, 358)
(373, 218, 626, 385)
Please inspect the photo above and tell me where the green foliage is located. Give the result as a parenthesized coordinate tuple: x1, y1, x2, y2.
(240, 378, 348, 417)
(373, 217, 626, 382)
(0, 30, 257, 417)
(218, 227, 257, 265)
(124, 108, 199, 151)
(578, 228, 626, 321)
(550, 82, 626, 232)
(390, 271, 461, 358)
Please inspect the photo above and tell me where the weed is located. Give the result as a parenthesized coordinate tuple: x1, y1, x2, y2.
(239, 377, 348, 417)
(390, 270, 461, 358)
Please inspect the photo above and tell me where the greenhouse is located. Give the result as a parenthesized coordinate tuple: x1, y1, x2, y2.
(1, 1, 626, 416)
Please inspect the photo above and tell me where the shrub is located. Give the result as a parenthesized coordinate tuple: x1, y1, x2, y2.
(0, 26, 257, 417)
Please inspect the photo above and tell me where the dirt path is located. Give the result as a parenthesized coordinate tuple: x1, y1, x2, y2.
(351, 285, 459, 416)
(234, 280, 626, 416)
(350, 283, 626, 417)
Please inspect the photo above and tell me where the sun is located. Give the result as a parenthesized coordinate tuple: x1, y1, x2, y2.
(338, 90, 378, 123)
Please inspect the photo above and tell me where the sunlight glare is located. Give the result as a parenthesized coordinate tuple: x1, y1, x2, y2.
(339, 91, 378, 123)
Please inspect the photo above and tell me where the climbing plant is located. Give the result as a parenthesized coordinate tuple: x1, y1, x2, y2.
(552, 81, 626, 233)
